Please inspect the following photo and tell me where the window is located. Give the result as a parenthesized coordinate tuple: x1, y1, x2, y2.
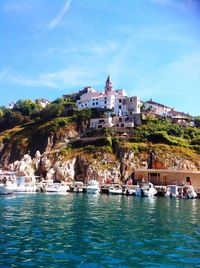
(93, 103, 95, 106)
(119, 105, 122, 109)
(186, 177, 191, 183)
(121, 124, 124, 127)
(130, 99, 132, 102)
(119, 99, 122, 103)
(104, 101, 107, 104)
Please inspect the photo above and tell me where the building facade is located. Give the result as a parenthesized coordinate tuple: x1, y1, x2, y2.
(77, 76, 141, 117)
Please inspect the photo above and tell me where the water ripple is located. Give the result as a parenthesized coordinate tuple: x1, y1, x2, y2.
(0, 194, 200, 267)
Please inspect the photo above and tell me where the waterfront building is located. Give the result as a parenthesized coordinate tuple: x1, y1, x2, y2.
(134, 168, 200, 188)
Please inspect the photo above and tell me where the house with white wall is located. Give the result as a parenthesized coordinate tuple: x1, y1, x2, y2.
(143, 99, 171, 116)
(77, 76, 141, 117)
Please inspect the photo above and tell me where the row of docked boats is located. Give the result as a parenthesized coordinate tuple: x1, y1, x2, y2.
(0, 172, 198, 199)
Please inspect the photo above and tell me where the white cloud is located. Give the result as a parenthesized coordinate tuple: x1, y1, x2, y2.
(0, 66, 102, 90)
(48, 0, 71, 30)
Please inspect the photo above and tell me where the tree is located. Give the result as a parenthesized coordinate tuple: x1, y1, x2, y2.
(13, 100, 40, 116)
(42, 103, 65, 119)
(73, 109, 92, 133)
(194, 116, 200, 128)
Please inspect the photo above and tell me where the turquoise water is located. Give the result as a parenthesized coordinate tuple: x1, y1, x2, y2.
(0, 194, 200, 268)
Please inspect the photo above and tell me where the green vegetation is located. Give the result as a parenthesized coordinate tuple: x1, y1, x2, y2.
(128, 117, 200, 150)
(1, 96, 200, 167)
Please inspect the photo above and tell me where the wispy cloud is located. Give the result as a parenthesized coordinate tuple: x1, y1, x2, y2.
(0, 66, 102, 90)
(48, 0, 71, 30)
(4, 0, 37, 12)
(136, 52, 200, 100)
(150, 0, 200, 12)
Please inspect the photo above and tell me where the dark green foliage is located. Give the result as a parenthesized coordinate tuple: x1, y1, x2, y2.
(71, 137, 112, 149)
(13, 99, 40, 116)
(41, 103, 65, 120)
(194, 116, 200, 128)
(0, 110, 24, 130)
(90, 108, 112, 118)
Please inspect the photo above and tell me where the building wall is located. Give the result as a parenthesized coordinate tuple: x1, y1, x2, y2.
(135, 169, 200, 187)
(127, 96, 141, 114)
(144, 102, 171, 115)
(76, 79, 140, 116)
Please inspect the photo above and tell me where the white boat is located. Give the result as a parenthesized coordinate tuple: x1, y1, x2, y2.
(165, 185, 183, 198)
(0, 172, 16, 195)
(86, 180, 100, 194)
(124, 187, 135, 196)
(165, 185, 197, 199)
(109, 184, 123, 195)
(135, 182, 157, 197)
(182, 185, 197, 199)
(74, 181, 84, 193)
(14, 176, 37, 193)
(44, 181, 70, 194)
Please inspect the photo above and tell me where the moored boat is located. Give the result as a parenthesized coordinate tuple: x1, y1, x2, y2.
(135, 182, 157, 197)
(74, 181, 84, 193)
(165, 185, 183, 198)
(14, 176, 37, 193)
(0, 172, 16, 195)
(124, 187, 135, 196)
(86, 180, 100, 194)
(44, 181, 70, 194)
(182, 185, 197, 199)
(109, 184, 123, 195)
(166, 185, 197, 199)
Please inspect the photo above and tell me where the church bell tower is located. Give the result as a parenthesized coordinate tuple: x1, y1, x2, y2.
(105, 75, 112, 93)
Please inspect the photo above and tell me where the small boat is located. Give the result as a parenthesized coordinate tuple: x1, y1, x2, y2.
(14, 176, 37, 193)
(44, 181, 70, 194)
(166, 185, 197, 199)
(182, 185, 197, 199)
(109, 184, 123, 195)
(74, 181, 84, 193)
(135, 182, 157, 197)
(86, 180, 100, 194)
(0, 172, 17, 195)
(165, 185, 183, 198)
(0, 181, 16, 195)
(124, 187, 135, 196)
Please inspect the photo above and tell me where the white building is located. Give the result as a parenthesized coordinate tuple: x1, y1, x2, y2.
(77, 76, 141, 116)
(143, 99, 171, 116)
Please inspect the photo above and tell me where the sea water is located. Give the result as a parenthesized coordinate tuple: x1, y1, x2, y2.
(0, 193, 200, 267)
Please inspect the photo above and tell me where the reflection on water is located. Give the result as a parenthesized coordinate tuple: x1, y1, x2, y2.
(0, 194, 200, 267)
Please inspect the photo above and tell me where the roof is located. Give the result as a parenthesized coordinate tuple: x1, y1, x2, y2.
(146, 99, 171, 109)
(135, 168, 200, 174)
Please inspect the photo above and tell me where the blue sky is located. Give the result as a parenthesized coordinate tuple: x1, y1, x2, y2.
(1, 0, 200, 115)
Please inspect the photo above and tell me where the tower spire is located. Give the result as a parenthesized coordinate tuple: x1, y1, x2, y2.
(105, 75, 112, 93)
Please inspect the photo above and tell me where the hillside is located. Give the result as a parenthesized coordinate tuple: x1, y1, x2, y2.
(1, 99, 200, 182)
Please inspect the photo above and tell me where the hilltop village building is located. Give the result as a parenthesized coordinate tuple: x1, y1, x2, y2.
(72, 76, 193, 130)
(143, 99, 193, 126)
(77, 76, 142, 129)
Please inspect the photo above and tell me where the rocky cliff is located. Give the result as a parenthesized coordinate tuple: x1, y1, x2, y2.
(1, 120, 200, 183)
